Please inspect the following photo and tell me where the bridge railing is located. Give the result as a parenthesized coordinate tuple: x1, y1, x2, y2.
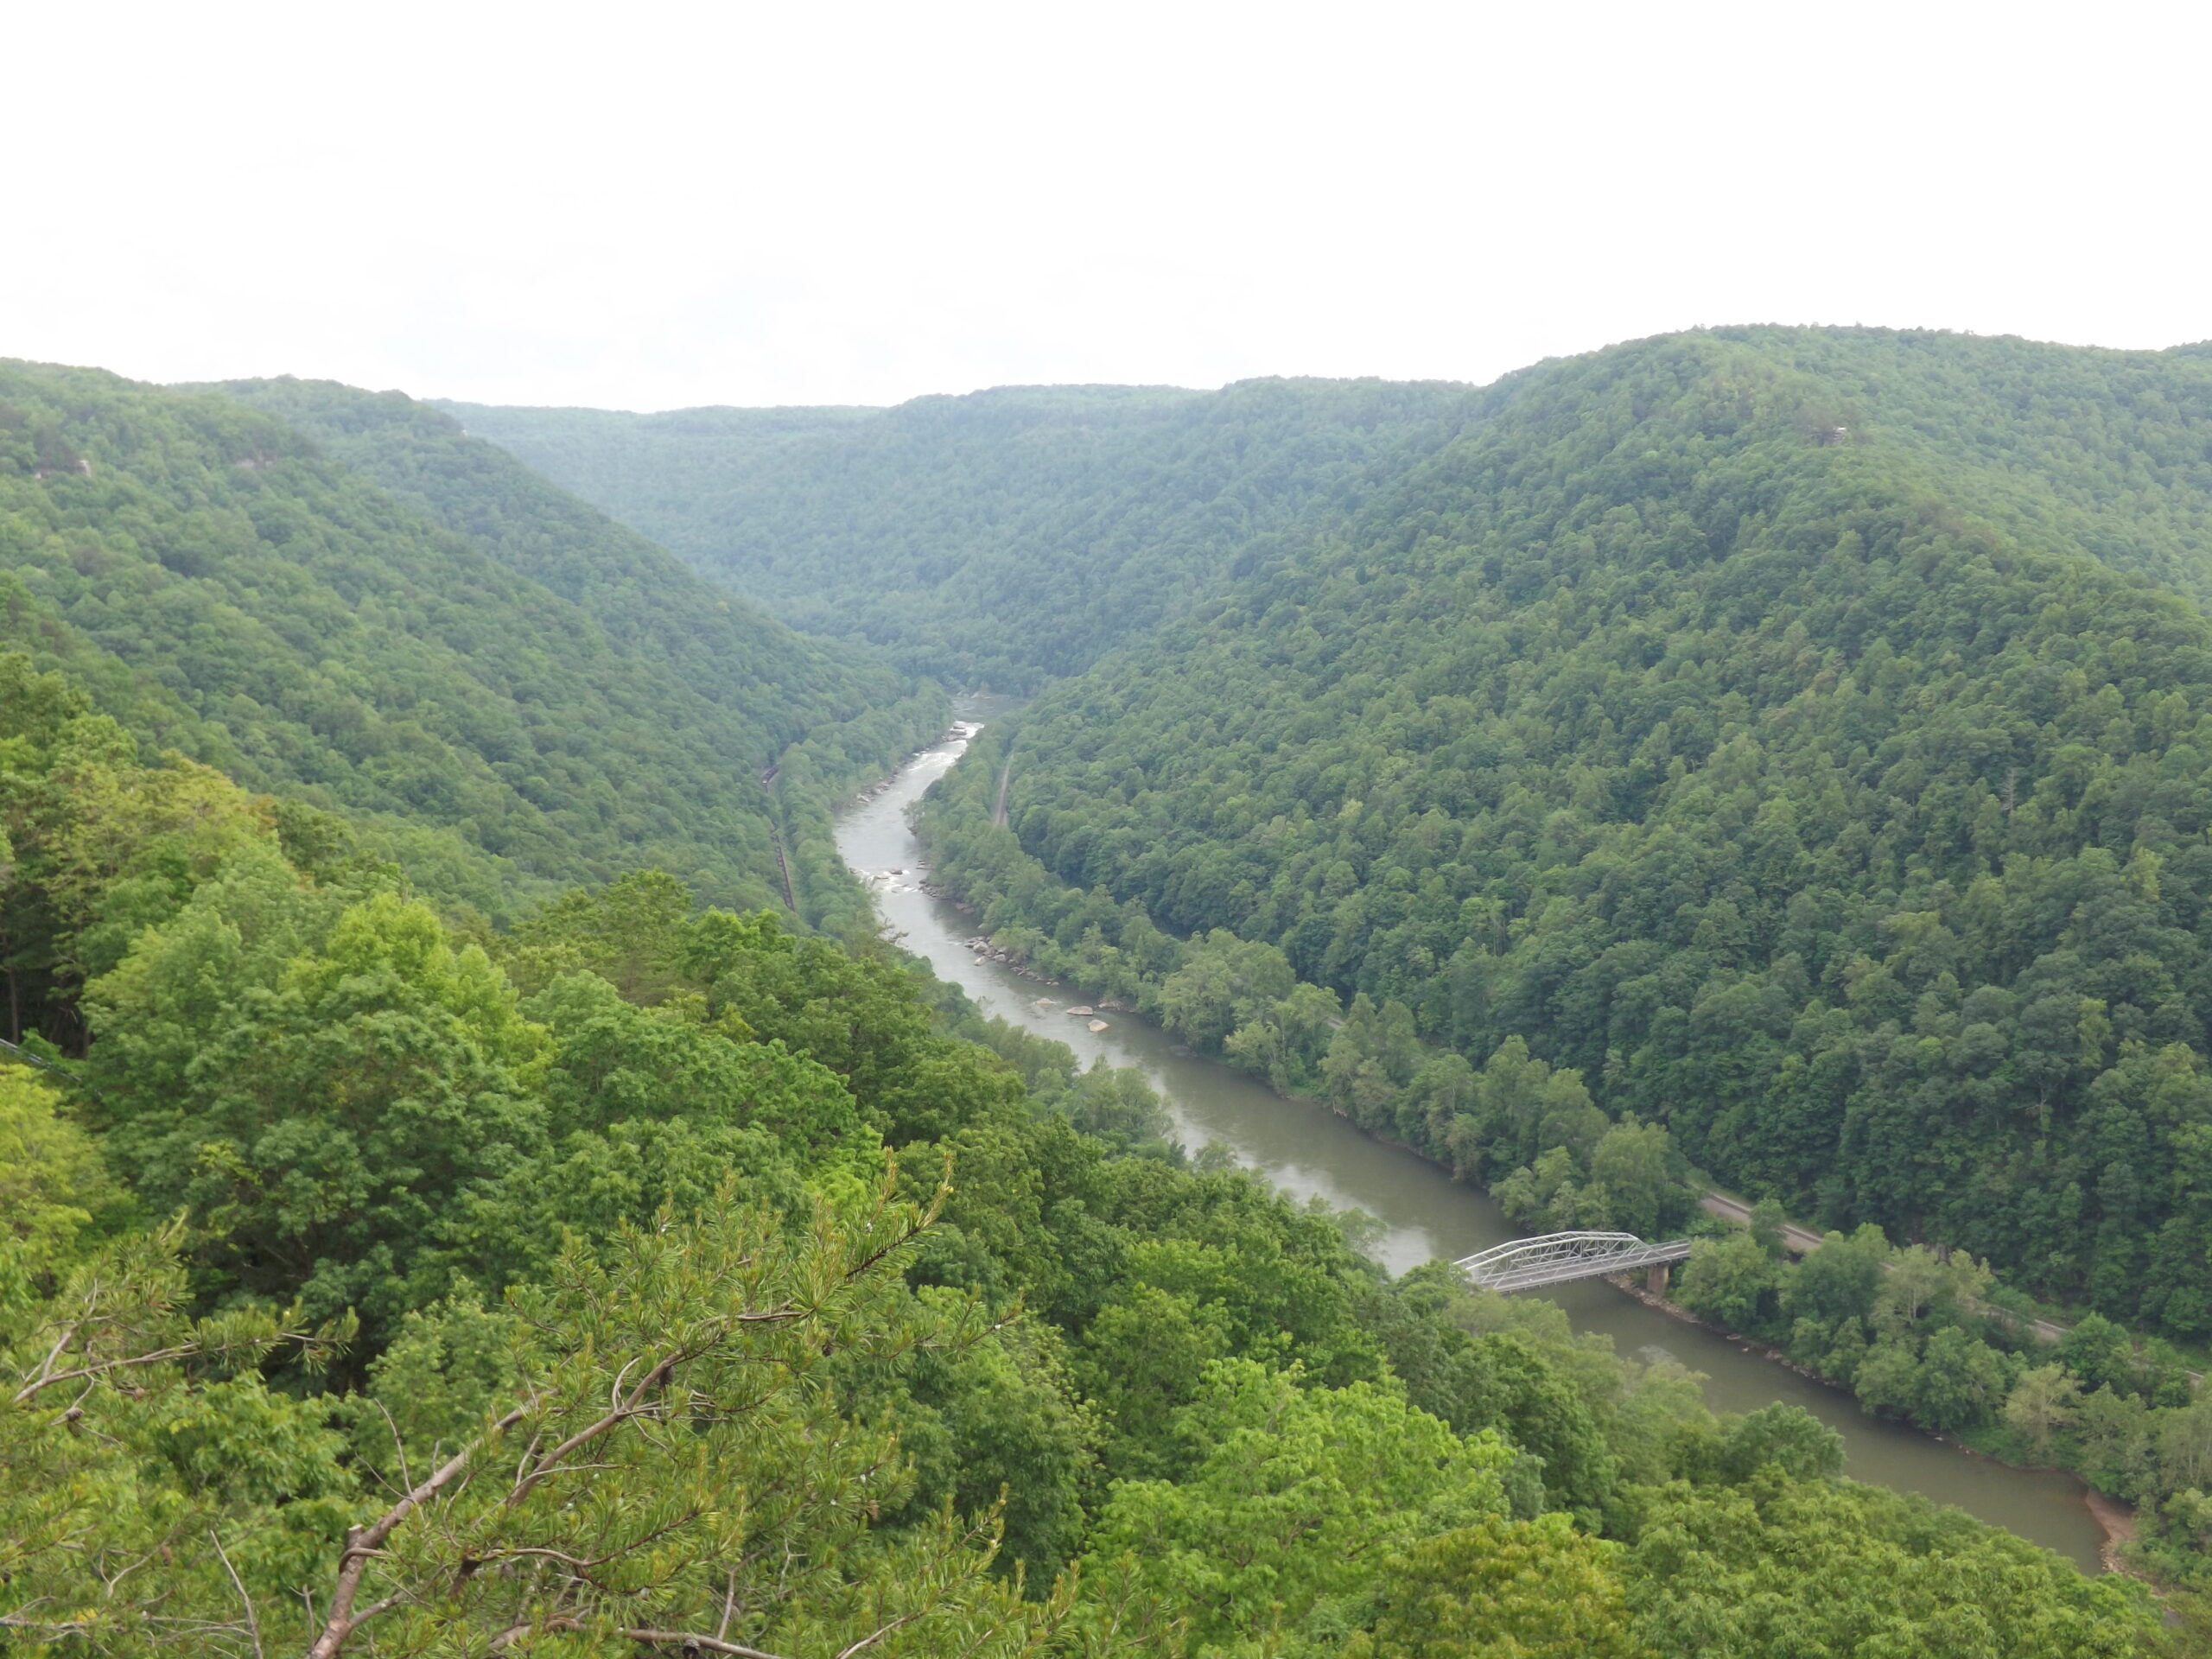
(1454, 1229, 1695, 1294)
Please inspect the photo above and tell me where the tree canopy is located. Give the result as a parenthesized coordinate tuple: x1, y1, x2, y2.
(445, 379, 1483, 690)
(3, 329, 2198, 1652)
(3, 633, 2162, 1654)
(0, 361, 943, 923)
(915, 329, 2212, 1344)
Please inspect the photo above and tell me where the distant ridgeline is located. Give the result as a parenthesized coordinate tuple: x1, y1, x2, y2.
(906, 328, 2212, 1338)
(0, 361, 944, 946)
(442, 379, 1486, 690)
(0, 340, 2198, 1647)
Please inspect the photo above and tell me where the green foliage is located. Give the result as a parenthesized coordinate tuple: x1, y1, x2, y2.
(917, 327, 2212, 1351)
(447, 379, 1484, 690)
(1685, 1214, 2212, 1561)
(2005, 1363, 2084, 1455)
(1717, 1402, 1845, 1484)
(0, 1062, 123, 1278)
(1627, 1473, 2155, 1657)
(523, 969, 859, 1149)
(0, 556, 2172, 1648)
(1786, 1223, 1891, 1329)
(1747, 1198, 1789, 1255)
(1084, 1357, 1514, 1651)
(2, 1223, 358, 1652)
(343, 1290, 525, 1476)
(0, 360, 944, 924)
(1343, 1515, 1639, 1659)
(215, 378, 954, 935)
(0, 647, 285, 1045)
(1675, 1234, 1784, 1334)
(309, 1184, 1052, 1659)
(213, 380, 925, 753)
(676, 906, 1025, 1147)
(3, 1185, 1075, 1657)
(88, 883, 551, 1337)
(879, 1303, 1102, 1586)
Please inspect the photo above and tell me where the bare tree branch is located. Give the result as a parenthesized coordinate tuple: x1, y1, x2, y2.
(372, 1396, 413, 1496)
(308, 1404, 530, 1659)
(622, 1628, 793, 1659)
(502, 1353, 678, 1510)
(836, 1611, 925, 1659)
(210, 1529, 263, 1659)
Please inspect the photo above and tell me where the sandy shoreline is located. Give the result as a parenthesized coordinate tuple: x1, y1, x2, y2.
(2082, 1489, 2138, 1574)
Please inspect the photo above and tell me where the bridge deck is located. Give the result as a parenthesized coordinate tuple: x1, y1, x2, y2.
(1454, 1230, 1694, 1294)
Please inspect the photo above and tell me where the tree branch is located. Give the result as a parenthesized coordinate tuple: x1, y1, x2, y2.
(210, 1529, 263, 1659)
(308, 1404, 530, 1659)
(621, 1629, 793, 1659)
(836, 1611, 924, 1659)
(13, 1342, 201, 1405)
(13, 1325, 320, 1406)
(505, 1350, 683, 1509)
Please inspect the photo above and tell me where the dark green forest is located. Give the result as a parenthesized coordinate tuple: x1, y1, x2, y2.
(444, 380, 1482, 689)
(0, 361, 944, 931)
(918, 328, 2212, 1323)
(13, 329, 2212, 1654)
(0, 643, 2162, 1655)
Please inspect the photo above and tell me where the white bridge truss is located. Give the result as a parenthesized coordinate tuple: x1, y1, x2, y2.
(1454, 1230, 1694, 1294)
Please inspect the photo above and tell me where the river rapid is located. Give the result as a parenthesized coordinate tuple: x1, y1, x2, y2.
(834, 709, 2108, 1570)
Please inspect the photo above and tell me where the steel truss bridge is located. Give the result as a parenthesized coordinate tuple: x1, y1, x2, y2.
(1455, 1230, 1694, 1294)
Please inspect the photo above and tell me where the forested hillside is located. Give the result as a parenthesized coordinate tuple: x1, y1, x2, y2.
(444, 379, 1482, 688)
(0, 360, 944, 927)
(209, 378, 927, 764)
(0, 642, 2164, 1655)
(17, 330, 2212, 1649)
(918, 328, 2212, 1352)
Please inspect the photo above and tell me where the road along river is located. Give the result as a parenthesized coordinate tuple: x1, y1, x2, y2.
(835, 711, 2108, 1570)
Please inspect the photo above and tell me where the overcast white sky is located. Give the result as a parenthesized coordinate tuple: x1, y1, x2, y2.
(9, 0, 2205, 410)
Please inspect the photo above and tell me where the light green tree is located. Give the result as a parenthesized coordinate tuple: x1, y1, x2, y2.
(1675, 1234, 1783, 1335)
(6, 1168, 1101, 1659)
(2074, 1385, 2160, 1503)
(91, 888, 554, 1338)
(1873, 1245, 1948, 1333)
(2161, 1390, 2212, 1491)
(1589, 1117, 1678, 1238)
(2004, 1363, 2083, 1457)
(1783, 1225, 1889, 1330)
(1717, 1403, 1845, 1484)
(1851, 1337, 1923, 1420)
(1344, 1514, 1642, 1659)
(2, 1221, 356, 1654)
(0, 1062, 118, 1278)
(1626, 1476, 2157, 1656)
(1084, 1358, 1512, 1650)
(1913, 1325, 2012, 1432)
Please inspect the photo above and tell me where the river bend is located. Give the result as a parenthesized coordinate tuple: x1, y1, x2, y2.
(834, 712, 2107, 1569)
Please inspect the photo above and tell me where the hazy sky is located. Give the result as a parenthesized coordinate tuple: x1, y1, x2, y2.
(12, 1, 2206, 410)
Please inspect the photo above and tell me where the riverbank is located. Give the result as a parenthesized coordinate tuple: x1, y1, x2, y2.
(1605, 1273, 2137, 1572)
(939, 908, 2162, 1565)
(841, 715, 2112, 1569)
(2087, 1490, 2139, 1575)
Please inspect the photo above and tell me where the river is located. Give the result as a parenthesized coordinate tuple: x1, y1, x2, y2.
(833, 710, 2108, 1570)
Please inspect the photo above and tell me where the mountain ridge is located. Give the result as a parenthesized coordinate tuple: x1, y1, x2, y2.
(444, 376, 1491, 688)
(910, 326, 2212, 1340)
(0, 359, 944, 924)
